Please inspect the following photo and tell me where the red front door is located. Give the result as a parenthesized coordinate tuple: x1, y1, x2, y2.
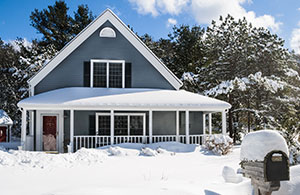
(43, 116, 57, 151)
(0, 126, 7, 142)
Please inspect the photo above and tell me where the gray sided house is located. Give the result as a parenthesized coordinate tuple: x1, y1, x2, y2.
(18, 9, 231, 153)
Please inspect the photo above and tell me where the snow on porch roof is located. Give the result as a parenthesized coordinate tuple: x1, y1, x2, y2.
(18, 87, 231, 110)
(0, 109, 13, 125)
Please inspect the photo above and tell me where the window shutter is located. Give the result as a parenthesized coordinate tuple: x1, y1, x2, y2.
(125, 62, 132, 88)
(83, 61, 90, 87)
(89, 115, 96, 135)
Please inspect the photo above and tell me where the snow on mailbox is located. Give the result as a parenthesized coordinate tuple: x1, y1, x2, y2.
(240, 130, 290, 195)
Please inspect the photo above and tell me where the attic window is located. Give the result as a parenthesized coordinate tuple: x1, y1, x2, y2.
(99, 27, 116, 38)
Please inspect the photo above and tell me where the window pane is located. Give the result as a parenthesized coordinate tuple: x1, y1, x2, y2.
(98, 116, 110, 135)
(114, 116, 128, 135)
(130, 116, 143, 135)
(109, 63, 122, 88)
(94, 62, 107, 87)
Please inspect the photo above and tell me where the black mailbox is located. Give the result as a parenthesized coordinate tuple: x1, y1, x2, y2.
(264, 150, 289, 182)
(241, 150, 290, 195)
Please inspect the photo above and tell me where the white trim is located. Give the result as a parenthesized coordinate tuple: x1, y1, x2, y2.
(99, 27, 116, 38)
(222, 111, 226, 135)
(149, 110, 153, 143)
(185, 110, 189, 144)
(36, 110, 64, 152)
(90, 59, 125, 88)
(20, 106, 228, 112)
(96, 112, 146, 137)
(21, 109, 27, 149)
(208, 113, 212, 134)
(29, 111, 34, 136)
(90, 61, 94, 87)
(110, 110, 114, 144)
(70, 110, 74, 152)
(28, 9, 182, 90)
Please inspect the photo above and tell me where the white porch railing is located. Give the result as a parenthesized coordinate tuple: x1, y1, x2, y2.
(74, 134, 206, 151)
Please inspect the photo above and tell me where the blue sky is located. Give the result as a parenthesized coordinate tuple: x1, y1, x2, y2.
(1, 0, 300, 53)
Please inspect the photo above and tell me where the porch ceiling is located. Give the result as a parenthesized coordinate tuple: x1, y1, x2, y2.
(18, 87, 231, 110)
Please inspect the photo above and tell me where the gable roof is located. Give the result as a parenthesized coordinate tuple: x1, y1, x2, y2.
(28, 9, 183, 90)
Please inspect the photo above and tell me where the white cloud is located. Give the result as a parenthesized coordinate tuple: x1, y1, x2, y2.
(167, 18, 177, 27)
(290, 28, 300, 54)
(129, 0, 281, 32)
(190, 0, 281, 32)
(128, 0, 189, 17)
(5, 38, 32, 52)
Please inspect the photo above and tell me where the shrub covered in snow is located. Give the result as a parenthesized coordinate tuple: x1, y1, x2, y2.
(204, 134, 233, 155)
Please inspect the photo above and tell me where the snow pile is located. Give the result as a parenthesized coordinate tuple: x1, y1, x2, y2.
(205, 134, 233, 155)
(141, 147, 158, 156)
(0, 148, 107, 168)
(100, 142, 198, 156)
(222, 166, 243, 184)
(106, 146, 140, 156)
(240, 130, 289, 161)
(0, 109, 13, 125)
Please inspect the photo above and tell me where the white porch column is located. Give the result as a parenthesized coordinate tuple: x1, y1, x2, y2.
(110, 110, 114, 145)
(21, 108, 27, 150)
(29, 111, 34, 136)
(222, 110, 226, 135)
(70, 110, 74, 152)
(149, 110, 153, 143)
(185, 110, 190, 144)
(143, 114, 146, 143)
(176, 110, 179, 142)
(202, 114, 206, 136)
(208, 113, 212, 135)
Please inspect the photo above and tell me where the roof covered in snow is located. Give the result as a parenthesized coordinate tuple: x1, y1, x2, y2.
(240, 130, 289, 161)
(0, 110, 13, 125)
(18, 87, 231, 110)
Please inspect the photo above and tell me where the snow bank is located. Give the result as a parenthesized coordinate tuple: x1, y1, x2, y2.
(222, 166, 243, 184)
(0, 142, 200, 168)
(240, 130, 289, 161)
(99, 142, 199, 154)
(0, 148, 107, 168)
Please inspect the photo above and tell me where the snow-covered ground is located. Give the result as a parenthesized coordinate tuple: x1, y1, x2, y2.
(0, 142, 299, 195)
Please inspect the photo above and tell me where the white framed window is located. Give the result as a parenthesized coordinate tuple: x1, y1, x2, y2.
(90, 59, 125, 88)
(95, 113, 146, 136)
(99, 27, 116, 38)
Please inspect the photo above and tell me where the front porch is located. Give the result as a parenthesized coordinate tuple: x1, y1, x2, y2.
(21, 108, 227, 152)
(18, 87, 231, 153)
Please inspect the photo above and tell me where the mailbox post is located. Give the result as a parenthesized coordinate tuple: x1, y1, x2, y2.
(241, 150, 290, 195)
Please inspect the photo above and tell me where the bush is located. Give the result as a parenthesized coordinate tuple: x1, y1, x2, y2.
(205, 134, 233, 155)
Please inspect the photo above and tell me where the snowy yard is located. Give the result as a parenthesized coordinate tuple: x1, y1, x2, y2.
(0, 142, 299, 195)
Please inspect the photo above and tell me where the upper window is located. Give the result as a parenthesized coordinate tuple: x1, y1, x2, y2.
(99, 27, 116, 38)
(90, 59, 125, 88)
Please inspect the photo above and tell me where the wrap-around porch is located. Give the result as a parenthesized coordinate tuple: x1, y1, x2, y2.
(18, 88, 231, 153)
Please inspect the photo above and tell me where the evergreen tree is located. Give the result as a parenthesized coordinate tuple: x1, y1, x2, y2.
(30, 0, 95, 51)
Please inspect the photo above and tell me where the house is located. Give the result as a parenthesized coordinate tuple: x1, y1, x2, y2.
(17, 9, 231, 153)
(0, 109, 13, 143)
